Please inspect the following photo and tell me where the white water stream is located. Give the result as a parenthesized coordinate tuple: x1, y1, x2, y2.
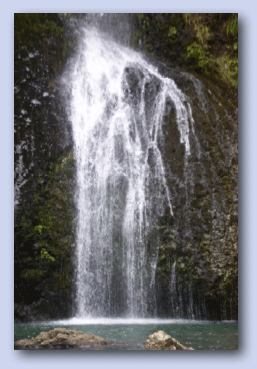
(65, 26, 193, 318)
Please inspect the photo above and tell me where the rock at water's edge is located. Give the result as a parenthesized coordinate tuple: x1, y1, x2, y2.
(14, 327, 108, 349)
(143, 330, 194, 350)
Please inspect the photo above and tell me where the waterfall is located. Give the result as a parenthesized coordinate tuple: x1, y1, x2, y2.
(65, 25, 194, 318)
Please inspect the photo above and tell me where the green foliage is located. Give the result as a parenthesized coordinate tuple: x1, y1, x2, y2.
(184, 14, 210, 48)
(183, 13, 192, 25)
(183, 14, 211, 73)
(34, 225, 44, 235)
(186, 42, 209, 71)
(36, 248, 55, 262)
(196, 24, 210, 48)
(168, 26, 177, 38)
(134, 13, 238, 87)
(226, 17, 238, 36)
(185, 14, 238, 85)
(216, 53, 238, 86)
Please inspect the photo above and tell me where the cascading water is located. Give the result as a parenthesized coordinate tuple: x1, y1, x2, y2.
(65, 25, 195, 318)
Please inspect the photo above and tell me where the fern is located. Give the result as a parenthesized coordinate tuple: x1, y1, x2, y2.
(226, 16, 238, 36)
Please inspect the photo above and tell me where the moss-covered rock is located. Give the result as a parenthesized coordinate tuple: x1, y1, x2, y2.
(14, 14, 78, 322)
(133, 13, 238, 87)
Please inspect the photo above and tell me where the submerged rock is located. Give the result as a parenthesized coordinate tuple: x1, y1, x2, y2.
(14, 327, 109, 349)
(143, 330, 194, 350)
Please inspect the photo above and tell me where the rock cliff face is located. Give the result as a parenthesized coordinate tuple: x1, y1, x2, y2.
(14, 14, 76, 321)
(151, 63, 238, 319)
(14, 14, 237, 322)
(14, 14, 72, 211)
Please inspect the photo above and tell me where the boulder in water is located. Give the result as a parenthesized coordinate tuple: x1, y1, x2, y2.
(14, 327, 108, 349)
(143, 330, 194, 350)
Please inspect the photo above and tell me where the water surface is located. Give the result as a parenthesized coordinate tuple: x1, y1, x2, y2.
(14, 318, 238, 350)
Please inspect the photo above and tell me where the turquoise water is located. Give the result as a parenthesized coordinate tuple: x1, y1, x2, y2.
(14, 318, 238, 350)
